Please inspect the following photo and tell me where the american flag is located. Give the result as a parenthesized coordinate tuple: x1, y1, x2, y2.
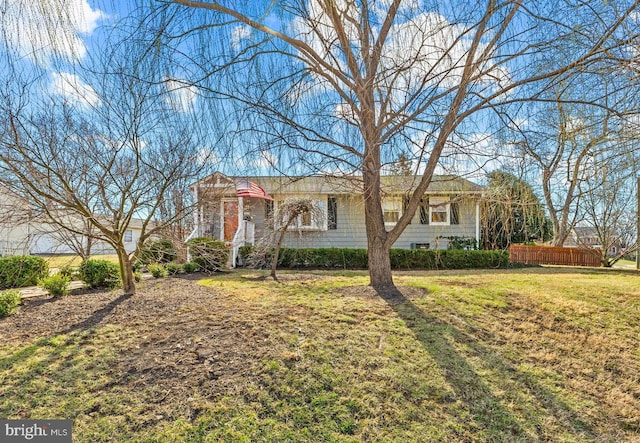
(235, 179, 274, 201)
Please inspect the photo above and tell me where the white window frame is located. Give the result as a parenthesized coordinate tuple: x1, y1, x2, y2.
(430, 198, 450, 226)
(124, 229, 133, 243)
(382, 199, 402, 227)
(275, 197, 327, 231)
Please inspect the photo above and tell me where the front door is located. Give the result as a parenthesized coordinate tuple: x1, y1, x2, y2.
(223, 200, 239, 242)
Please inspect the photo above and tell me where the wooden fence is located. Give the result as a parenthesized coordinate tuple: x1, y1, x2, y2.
(508, 245, 602, 267)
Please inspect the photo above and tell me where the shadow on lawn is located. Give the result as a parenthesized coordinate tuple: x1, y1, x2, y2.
(376, 287, 595, 440)
(0, 294, 134, 418)
(62, 292, 133, 334)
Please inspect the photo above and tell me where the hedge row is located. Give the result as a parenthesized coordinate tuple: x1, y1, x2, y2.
(0, 256, 49, 289)
(239, 247, 510, 270)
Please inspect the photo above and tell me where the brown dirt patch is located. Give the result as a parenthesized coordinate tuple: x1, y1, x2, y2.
(0, 278, 277, 409)
(434, 279, 483, 288)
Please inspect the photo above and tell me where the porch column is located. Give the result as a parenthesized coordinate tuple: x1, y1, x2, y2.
(475, 200, 481, 248)
(193, 185, 200, 237)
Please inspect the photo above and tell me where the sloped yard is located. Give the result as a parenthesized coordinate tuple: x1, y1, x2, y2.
(0, 268, 638, 442)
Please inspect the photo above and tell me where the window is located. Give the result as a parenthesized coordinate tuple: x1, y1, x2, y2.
(124, 230, 133, 242)
(383, 199, 401, 226)
(430, 198, 450, 225)
(265, 200, 274, 219)
(275, 198, 326, 231)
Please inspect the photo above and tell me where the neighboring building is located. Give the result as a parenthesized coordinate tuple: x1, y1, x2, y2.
(0, 185, 31, 256)
(29, 218, 145, 255)
(189, 172, 485, 265)
(0, 185, 144, 256)
(566, 226, 623, 257)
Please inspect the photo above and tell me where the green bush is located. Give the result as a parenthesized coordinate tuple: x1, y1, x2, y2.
(40, 274, 72, 297)
(187, 238, 229, 272)
(0, 256, 49, 289)
(0, 289, 21, 317)
(182, 261, 199, 273)
(138, 239, 177, 265)
(239, 247, 510, 270)
(148, 263, 167, 278)
(58, 264, 77, 279)
(165, 262, 183, 275)
(390, 249, 509, 269)
(442, 236, 478, 250)
(79, 259, 121, 289)
(240, 246, 369, 269)
(134, 271, 143, 282)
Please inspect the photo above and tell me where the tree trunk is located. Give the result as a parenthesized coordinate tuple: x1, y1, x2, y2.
(271, 213, 298, 281)
(367, 234, 394, 290)
(116, 245, 136, 295)
(82, 236, 93, 261)
(270, 228, 287, 281)
(361, 157, 394, 291)
(551, 224, 569, 246)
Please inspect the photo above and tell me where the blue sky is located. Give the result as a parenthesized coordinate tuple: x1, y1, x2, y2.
(2, 0, 638, 182)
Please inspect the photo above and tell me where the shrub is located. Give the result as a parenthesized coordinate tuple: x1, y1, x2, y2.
(187, 238, 229, 272)
(0, 289, 21, 317)
(132, 261, 143, 272)
(138, 239, 177, 265)
(148, 263, 167, 278)
(58, 264, 77, 279)
(165, 262, 183, 275)
(0, 256, 49, 289)
(182, 261, 199, 273)
(389, 249, 509, 269)
(442, 236, 478, 250)
(79, 259, 121, 289)
(134, 271, 143, 283)
(40, 274, 71, 297)
(239, 247, 510, 270)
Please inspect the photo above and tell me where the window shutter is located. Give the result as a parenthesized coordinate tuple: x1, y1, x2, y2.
(403, 195, 411, 224)
(265, 200, 274, 219)
(328, 197, 337, 230)
(450, 202, 460, 225)
(420, 198, 429, 224)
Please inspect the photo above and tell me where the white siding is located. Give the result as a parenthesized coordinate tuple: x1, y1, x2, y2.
(254, 195, 479, 250)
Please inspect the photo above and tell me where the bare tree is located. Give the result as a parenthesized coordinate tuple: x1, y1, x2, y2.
(579, 153, 639, 267)
(0, 12, 218, 294)
(245, 198, 322, 281)
(505, 93, 629, 246)
(269, 198, 320, 281)
(162, 0, 640, 291)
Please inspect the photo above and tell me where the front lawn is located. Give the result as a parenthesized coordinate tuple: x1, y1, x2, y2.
(41, 254, 119, 269)
(1, 268, 638, 442)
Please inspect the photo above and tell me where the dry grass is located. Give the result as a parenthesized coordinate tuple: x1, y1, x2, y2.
(41, 254, 119, 269)
(0, 267, 639, 442)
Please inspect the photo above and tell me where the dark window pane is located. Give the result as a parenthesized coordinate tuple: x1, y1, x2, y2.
(451, 202, 460, 225)
(420, 198, 429, 224)
(265, 200, 274, 219)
